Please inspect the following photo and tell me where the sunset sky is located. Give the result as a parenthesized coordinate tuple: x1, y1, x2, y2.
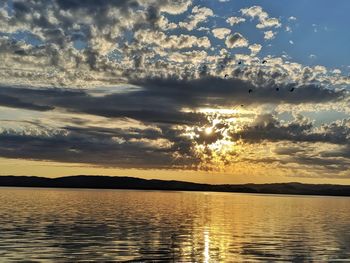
(0, 0, 349, 184)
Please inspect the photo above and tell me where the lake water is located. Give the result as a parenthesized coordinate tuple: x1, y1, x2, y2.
(0, 188, 350, 262)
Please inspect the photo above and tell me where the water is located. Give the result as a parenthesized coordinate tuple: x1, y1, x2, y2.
(0, 188, 350, 262)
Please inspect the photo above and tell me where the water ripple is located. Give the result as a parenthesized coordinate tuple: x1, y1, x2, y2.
(0, 188, 350, 262)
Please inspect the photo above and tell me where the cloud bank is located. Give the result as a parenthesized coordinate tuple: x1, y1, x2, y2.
(0, 1, 349, 179)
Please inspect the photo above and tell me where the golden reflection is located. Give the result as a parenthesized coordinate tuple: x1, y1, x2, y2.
(203, 228, 210, 263)
(1, 186, 350, 261)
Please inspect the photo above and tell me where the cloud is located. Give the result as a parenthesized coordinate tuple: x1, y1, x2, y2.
(226, 16, 246, 26)
(0, 0, 196, 85)
(240, 5, 281, 29)
(0, 123, 197, 168)
(264, 30, 276, 40)
(233, 113, 350, 147)
(0, 76, 348, 173)
(248, 44, 262, 55)
(222, 114, 350, 175)
(332, 69, 341, 75)
(257, 17, 281, 29)
(179, 6, 214, 31)
(0, 94, 54, 112)
(212, 28, 231, 39)
(225, 33, 249, 48)
(0, 75, 345, 123)
(0, 1, 349, 176)
(285, 26, 292, 33)
(134, 30, 211, 49)
(309, 54, 317, 59)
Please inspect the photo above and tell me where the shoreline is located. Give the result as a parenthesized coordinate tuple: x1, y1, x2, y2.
(1, 175, 350, 197)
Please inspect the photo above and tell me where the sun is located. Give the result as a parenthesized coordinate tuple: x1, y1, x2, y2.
(205, 127, 213, 135)
(180, 107, 249, 170)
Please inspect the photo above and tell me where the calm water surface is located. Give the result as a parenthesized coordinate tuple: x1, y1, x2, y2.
(0, 188, 350, 262)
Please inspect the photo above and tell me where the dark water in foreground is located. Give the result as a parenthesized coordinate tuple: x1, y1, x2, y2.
(0, 188, 350, 262)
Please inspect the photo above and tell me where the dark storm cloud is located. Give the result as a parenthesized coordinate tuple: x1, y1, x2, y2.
(274, 145, 350, 176)
(233, 114, 350, 145)
(0, 131, 162, 168)
(232, 115, 350, 175)
(0, 73, 346, 124)
(55, 0, 138, 10)
(0, 74, 345, 127)
(0, 122, 198, 168)
(0, 86, 208, 125)
(0, 93, 53, 111)
(1, 81, 348, 170)
(132, 77, 346, 106)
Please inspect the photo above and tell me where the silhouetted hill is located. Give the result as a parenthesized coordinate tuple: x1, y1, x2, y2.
(0, 175, 350, 197)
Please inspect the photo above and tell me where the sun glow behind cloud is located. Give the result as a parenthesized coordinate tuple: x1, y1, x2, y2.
(180, 107, 253, 171)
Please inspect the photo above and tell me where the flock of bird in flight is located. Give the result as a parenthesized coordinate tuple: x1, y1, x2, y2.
(223, 59, 295, 94)
(220, 59, 296, 108)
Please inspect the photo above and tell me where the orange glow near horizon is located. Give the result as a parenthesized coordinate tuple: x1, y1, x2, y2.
(1, 157, 350, 185)
(1, 107, 349, 185)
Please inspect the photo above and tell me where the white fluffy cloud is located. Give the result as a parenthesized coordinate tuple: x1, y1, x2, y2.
(225, 33, 249, 48)
(248, 44, 262, 55)
(226, 16, 246, 26)
(241, 5, 281, 29)
(257, 17, 281, 29)
(179, 6, 214, 31)
(212, 28, 231, 39)
(134, 30, 211, 49)
(264, 30, 276, 40)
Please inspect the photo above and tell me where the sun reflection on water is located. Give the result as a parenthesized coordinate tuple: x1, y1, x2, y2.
(0, 188, 350, 261)
(203, 228, 210, 263)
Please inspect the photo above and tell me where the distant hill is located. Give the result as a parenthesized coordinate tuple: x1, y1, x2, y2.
(0, 175, 350, 197)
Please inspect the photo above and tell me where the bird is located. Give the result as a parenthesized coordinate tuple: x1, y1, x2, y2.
(290, 87, 295, 92)
(248, 89, 253, 93)
(262, 60, 267, 64)
(238, 61, 242, 65)
(224, 74, 229, 78)
(276, 87, 280, 91)
(241, 104, 244, 107)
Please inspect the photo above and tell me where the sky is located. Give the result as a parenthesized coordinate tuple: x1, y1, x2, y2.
(0, 0, 350, 184)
